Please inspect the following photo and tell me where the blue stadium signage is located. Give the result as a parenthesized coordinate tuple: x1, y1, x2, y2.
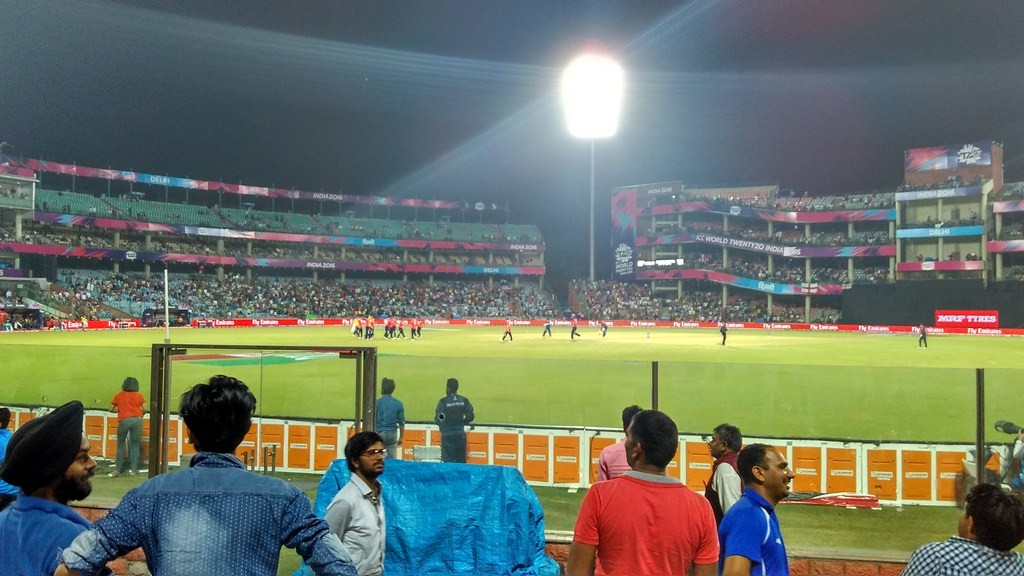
(896, 225, 984, 239)
(894, 186, 982, 202)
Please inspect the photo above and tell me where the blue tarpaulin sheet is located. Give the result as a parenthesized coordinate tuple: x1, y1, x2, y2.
(300, 458, 560, 576)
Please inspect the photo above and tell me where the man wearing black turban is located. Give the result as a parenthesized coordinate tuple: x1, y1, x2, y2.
(0, 400, 99, 576)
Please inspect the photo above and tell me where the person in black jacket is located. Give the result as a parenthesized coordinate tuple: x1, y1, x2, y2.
(434, 378, 475, 463)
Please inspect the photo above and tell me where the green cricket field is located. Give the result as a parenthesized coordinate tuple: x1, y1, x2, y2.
(2, 323, 1021, 443)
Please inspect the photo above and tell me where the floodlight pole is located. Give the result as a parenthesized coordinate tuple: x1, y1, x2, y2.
(163, 267, 170, 344)
(589, 140, 595, 283)
(561, 52, 622, 284)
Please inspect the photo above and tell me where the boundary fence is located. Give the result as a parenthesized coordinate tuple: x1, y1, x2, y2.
(6, 407, 989, 507)
(7, 316, 1023, 335)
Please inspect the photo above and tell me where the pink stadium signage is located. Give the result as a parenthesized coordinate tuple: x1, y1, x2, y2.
(4, 155, 507, 211)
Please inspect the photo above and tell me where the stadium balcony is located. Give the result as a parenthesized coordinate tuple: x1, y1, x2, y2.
(998, 222, 1024, 239)
(12, 219, 545, 275)
(677, 253, 723, 269)
(0, 185, 31, 204)
(35, 188, 114, 216)
(501, 223, 543, 243)
(797, 192, 896, 212)
(443, 221, 494, 242)
(852, 267, 890, 284)
(897, 175, 984, 193)
(900, 216, 981, 230)
(216, 206, 324, 235)
(723, 259, 805, 284)
(807, 196, 839, 211)
(684, 185, 778, 204)
(809, 266, 848, 284)
(102, 196, 225, 227)
(992, 181, 1024, 199)
(640, 225, 890, 248)
(32, 189, 544, 247)
(643, 190, 896, 241)
(663, 220, 722, 235)
(773, 196, 813, 210)
(727, 224, 770, 238)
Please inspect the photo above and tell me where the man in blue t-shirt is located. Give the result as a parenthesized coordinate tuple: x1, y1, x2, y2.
(719, 443, 795, 576)
(375, 378, 405, 459)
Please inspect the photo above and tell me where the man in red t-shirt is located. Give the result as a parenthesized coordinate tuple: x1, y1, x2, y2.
(568, 410, 719, 576)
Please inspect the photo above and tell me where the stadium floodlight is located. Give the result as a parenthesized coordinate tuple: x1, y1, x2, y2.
(561, 53, 624, 283)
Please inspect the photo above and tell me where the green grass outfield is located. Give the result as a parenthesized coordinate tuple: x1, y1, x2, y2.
(8, 324, 1018, 572)
(2, 324, 1022, 442)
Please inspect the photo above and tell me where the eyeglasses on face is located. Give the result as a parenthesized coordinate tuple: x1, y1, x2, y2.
(361, 448, 386, 457)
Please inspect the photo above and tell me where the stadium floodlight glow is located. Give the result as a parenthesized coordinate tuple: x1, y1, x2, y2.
(561, 54, 624, 139)
(561, 53, 624, 282)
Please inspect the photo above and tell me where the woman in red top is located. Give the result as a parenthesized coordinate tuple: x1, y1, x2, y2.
(109, 376, 145, 477)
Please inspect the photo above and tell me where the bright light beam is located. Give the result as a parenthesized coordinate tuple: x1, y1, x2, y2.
(561, 53, 624, 282)
(561, 55, 624, 139)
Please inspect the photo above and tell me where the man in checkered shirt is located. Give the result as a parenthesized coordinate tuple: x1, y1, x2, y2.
(902, 483, 1024, 576)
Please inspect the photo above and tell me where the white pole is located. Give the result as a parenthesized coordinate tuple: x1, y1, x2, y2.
(163, 268, 170, 343)
(589, 140, 596, 283)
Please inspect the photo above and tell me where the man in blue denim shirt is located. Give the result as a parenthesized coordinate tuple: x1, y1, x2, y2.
(57, 375, 357, 576)
(374, 378, 405, 459)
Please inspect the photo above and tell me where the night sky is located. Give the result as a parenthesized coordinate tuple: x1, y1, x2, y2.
(4, 1, 1024, 290)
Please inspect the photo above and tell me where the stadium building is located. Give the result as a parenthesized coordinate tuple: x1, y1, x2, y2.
(1, 142, 1023, 328)
(609, 141, 1024, 328)
(0, 153, 554, 324)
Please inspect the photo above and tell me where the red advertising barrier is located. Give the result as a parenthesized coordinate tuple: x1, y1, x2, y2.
(193, 318, 346, 328)
(934, 310, 999, 328)
(61, 319, 141, 330)
(191, 318, 1024, 335)
(12, 316, 1021, 336)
